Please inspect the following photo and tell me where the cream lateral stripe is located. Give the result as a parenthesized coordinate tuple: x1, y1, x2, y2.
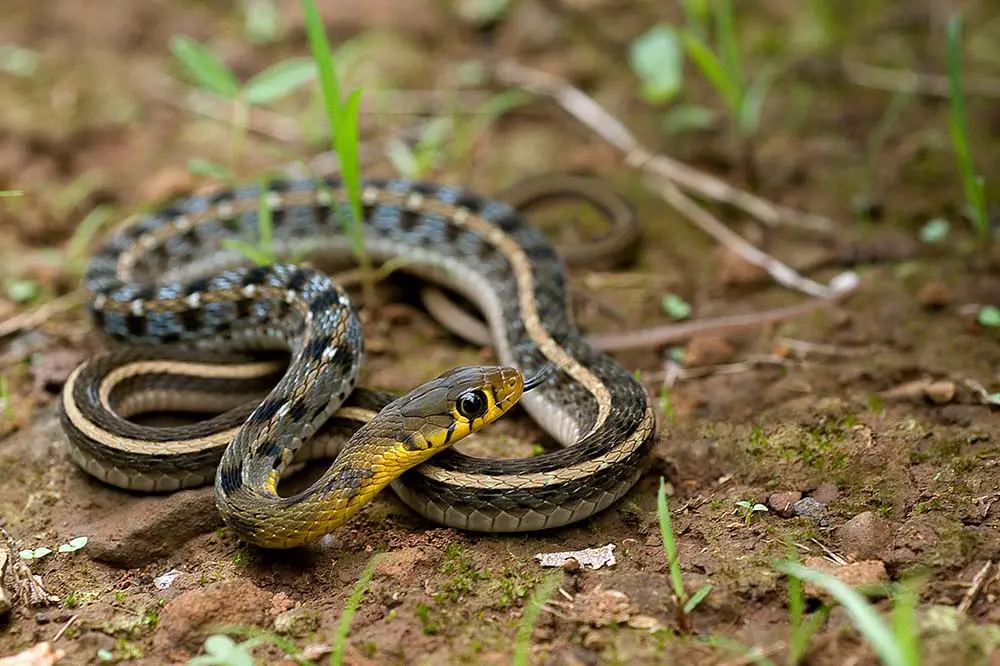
(97, 359, 286, 412)
(113, 390, 261, 420)
(62, 364, 239, 455)
(414, 406, 655, 490)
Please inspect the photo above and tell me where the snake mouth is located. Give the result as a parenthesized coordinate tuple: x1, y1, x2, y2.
(522, 363, 555, 392)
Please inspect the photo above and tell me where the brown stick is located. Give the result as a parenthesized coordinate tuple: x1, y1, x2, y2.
(491, 61, 858, 302)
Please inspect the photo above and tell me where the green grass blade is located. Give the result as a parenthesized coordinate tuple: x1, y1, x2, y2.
(704, 634, 777, 666)
(787, 557, 804, 626)
(220, 239, 273, 266)
(385, 139, 422, 179)
(684, 584, 712, 614)
(170, 36, 241, 99)
(680, 32, 741, 115)
(678, 0, 710, 37)
(785, 553, 828, 666)
(335, 88, 365, 254)
(65, 204, 114, 273)
(774, 561, 904, 666)
(330, 554, 382, 666)
(1, 376, 11, 420)
(452, 89, 531, 160)
(244, 57, 318, 106)
(257, 179, 275, 265)
(301, 0, 343, 132)
(891, 580, 921, 666)
(301, 0, 367, 271)
(738, 62, 779, 136)
(657, 477, 687, 603)
(713, 0, 742, 88)
(866, 89, 913, 186)
(946, 13, 988, 236)
(789, 609, 829, 665)
(513, 573, 562, 666)
(209, 624, 314, 665)
(188, 158, 237, 183)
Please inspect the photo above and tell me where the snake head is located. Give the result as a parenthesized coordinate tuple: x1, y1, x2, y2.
(393, 365, 524, 454)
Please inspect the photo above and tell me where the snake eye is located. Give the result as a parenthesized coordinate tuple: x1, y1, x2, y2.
(456, 390, 489, 420)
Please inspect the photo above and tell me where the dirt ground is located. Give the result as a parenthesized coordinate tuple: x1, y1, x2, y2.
(3, 1, 1000, 664)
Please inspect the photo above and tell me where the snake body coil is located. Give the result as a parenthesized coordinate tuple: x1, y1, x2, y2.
(59, 176, 657, 548)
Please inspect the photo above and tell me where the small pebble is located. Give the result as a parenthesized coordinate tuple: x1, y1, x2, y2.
(792, 497, 826, 521)
(684, 336, 736, 367)
(925, 380, 956, 404)
(716, 246, 768, 287)
(800, 557, 888, 603)
(835, 511, 892, 560)
(35, 611, 49, 624)
(917, 281, 950, 309)
(563, 558, 581, 573)
(767, 491, 803, 518)
(582, 630, 605, 650)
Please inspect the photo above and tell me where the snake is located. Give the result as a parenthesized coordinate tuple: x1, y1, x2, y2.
(58, 174, 658, 549)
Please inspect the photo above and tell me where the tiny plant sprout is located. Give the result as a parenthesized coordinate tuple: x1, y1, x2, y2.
(19, 546, 52, 560)
(628, 24, 685, 104)
(662, 294, 692, 320)
(58, 536, 89, 553)
(735, 500, 768, 524)
(978, 306, 1000, 328)
(919, 218, 950, 244)
(189, 635, 254, 666)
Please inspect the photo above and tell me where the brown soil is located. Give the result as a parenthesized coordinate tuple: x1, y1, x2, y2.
(3, 1, 1000, 665)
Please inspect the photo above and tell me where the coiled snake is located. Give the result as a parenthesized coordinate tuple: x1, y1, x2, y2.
(58, 174, 657, 549)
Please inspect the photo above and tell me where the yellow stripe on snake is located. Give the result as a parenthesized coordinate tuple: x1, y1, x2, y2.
(59, 175, 657, 549)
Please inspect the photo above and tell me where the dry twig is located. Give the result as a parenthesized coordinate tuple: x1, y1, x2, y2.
(0, 551, 11, 616)
(959, 377, 1000, 407)
(653, 354, 793, 388)
(491, 61, 857, 302)
(776, 337, 877, 358)
(0, 528, 59, 608)
(958, 560, 992, 615)
(0, 294, 79, 341)
(0, 642, 65, 666)
(810, 538, 849, 566)
(492, 62, 836, 233)
(843, 59, 1000, 99)
(51, 615, 79, 642)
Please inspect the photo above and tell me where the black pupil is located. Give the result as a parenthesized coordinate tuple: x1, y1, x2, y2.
(458, 391, 487, 418)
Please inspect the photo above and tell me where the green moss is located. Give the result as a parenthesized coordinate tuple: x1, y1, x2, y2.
(416, 602, 439, 635)
(491, 568, 541, 611)
(745, 417, 858, 474)
(436, 544, 491, 603)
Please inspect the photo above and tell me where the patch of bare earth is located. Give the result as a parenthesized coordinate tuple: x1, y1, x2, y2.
(4, 1, 1000, 665)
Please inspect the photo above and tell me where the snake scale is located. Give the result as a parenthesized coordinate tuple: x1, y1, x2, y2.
(58, 174, 657, 549)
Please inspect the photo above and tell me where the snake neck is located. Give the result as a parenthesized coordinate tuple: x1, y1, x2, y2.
(215, 417, 432, 548)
